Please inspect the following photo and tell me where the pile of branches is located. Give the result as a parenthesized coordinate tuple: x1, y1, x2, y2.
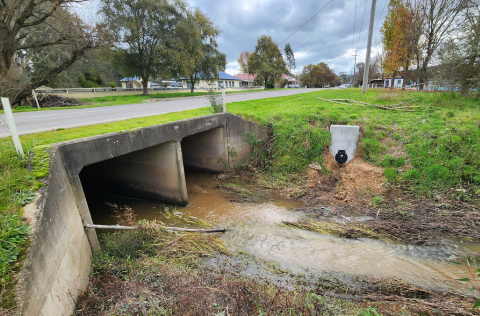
(318, 97, 419, 112)
(248, 134, 280, 171)
(24, 94, 81, 108)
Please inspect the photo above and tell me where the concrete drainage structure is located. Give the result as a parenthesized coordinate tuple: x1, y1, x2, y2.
(329, 125, 360, 164)
(16, 113, 269, 316)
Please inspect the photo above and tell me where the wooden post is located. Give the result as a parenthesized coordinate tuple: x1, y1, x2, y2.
(32, 90, 40, 109)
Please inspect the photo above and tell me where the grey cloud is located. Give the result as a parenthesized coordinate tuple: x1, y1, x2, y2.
(189, 0, 388, 75)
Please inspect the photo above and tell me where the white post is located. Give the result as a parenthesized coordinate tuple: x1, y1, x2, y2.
(222, 89, 226, 113)
(1, 97, 24, 156)
(247, 56, 250, 90)
(32, 90, 40, 109)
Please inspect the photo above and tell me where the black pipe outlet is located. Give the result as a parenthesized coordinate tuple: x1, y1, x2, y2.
(335, 150, 348, 164)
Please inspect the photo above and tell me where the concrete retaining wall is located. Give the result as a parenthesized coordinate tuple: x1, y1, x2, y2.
(17, 113, 269, 316)
(17, 148, 91, 316)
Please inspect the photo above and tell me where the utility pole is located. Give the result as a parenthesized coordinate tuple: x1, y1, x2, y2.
(352, 49, 359, 87)
(246, 52, 250, 90)
(362, 0, 377, 93)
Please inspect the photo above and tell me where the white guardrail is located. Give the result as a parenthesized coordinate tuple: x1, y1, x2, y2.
(35, 86, 264, 94)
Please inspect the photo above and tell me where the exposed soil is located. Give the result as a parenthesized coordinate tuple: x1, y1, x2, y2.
(288, 149, 480, 246)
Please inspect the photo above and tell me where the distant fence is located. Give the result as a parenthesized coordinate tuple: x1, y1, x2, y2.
(35, 86, 265, 99)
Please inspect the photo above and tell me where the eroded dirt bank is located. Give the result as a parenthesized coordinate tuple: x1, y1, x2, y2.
(272, 149, 480, 247)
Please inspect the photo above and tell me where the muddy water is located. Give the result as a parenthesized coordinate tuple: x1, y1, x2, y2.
(85, 172, 480, 295)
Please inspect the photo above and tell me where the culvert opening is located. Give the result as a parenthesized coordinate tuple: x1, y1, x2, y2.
(181, 127, 226, 173)
(79, 140, 188, 224)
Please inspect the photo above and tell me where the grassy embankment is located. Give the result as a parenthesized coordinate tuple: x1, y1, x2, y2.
(1, 89, 480, 313)
(1, 87, 279, 113)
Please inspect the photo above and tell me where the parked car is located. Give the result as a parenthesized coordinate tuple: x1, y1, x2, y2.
(288, 84, 299, 88)
(167, 82, 182, 89)
(339, 84, 348, 89)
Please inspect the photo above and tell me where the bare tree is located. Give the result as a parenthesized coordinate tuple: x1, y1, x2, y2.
(0, 0, 101, 105)
(416, 0, 467, 89)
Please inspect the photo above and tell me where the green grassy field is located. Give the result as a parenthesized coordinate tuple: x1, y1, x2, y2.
(1, 88, 479, 309)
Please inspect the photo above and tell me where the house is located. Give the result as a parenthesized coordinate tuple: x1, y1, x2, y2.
(119, 77, 155, 89)
(282, 74, 297, 84)
(234, 73, 257, 87)
(384, 77, 404, 88)
(181, 71, 242, 89)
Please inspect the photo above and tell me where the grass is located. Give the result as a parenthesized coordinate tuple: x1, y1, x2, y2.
(1, 88, 480, 309)
(1, 87, 277, 113)
(227, 89, 480, 197)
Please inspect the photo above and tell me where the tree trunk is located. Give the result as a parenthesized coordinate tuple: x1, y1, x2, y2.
(12, 45, 93, 106)
(190, 74, 195, 93)
(264, 76, 267, 90)
(142, 76, 149, 95)
(402, 62, 409, 90)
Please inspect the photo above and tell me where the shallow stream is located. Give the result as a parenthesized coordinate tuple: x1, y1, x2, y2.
(85, 172, 480, 295)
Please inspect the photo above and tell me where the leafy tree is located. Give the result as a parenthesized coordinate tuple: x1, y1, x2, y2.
(237, 51, 250, 73)
(78, 70, 103, 88)
(0, 3, 99, 106)
(100, 0, 181, 95)
(284, 43, 296, 76)
(381, 0, 422, 87)
(173, 7, 226, 93)
(248, 35, 286, 90)
(300, 63, 338, 88)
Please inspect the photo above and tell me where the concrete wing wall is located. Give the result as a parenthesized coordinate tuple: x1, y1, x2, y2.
(226, 113, 270, 167)
(17, 147, 91, 316)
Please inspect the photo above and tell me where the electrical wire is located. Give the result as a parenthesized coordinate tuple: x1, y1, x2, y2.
(355, 0, 369, 52)
(358, 0, 387, 54)
(360, 0, 387, 50)
(278, 0, 335, 45)
(352, 0, 357, 52)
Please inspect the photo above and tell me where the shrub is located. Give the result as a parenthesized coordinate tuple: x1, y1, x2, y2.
(108, 82, 116, 88)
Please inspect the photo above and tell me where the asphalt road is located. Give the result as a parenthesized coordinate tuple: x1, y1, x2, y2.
(0, 88, 322, 138)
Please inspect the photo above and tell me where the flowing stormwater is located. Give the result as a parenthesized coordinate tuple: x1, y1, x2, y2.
(85, 172, 480, 295)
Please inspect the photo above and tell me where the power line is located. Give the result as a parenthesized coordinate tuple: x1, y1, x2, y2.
(361, 0, 386, 50)
(278, 0, 335, 45)
(373, 0, 388, 35)
(351, 0, 357, 52)
(355, 0, 369, 52)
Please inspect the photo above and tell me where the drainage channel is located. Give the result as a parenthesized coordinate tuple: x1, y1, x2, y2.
(84, 172, 480, 295)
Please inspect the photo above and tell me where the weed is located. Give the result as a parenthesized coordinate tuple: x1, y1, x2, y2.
(0, 214, 30, 308)
(11, 189, 36, 206)
(357, 306, 381, 315)
(448, 255, 480, 310)
(371, 196, 384, 207)
(206, 90, 224, 113)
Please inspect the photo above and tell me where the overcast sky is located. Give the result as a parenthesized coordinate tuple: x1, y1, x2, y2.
(188, 0, 388, 76)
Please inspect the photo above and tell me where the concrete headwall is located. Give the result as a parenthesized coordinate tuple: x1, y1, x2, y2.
(17, 147, 91, 316)
(17, 113, 269, 316)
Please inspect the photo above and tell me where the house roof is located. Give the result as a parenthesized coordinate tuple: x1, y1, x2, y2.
(282, 74, 297, 81)
(234, 73, 257, 81)
(179, 70, 241, 81)
(120, 76, 141, 82)
(218, 71, 242, 81)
